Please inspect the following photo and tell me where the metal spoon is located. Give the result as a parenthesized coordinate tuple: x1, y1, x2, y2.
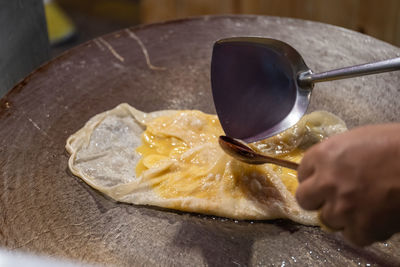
(211, 37, 400, 143)
(218, 135, 299, 170)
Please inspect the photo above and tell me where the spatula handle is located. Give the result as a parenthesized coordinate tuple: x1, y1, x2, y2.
(298, 57, 400, 86)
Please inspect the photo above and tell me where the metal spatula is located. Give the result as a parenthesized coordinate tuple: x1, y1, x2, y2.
(211, 37, 400, 143)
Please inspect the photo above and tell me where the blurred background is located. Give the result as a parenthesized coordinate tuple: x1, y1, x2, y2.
(48, 0, 400, 58)
(1, 0, 400, 97)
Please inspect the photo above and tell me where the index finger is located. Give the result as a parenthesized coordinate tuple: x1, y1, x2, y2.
(295, 175, 326, 210)
(297, 152, 316, 183)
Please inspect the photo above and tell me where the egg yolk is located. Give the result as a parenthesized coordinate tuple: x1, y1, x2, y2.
(136, 110, 303, 199)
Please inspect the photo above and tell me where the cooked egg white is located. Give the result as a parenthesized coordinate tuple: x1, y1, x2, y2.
(66, 103, 347, 225)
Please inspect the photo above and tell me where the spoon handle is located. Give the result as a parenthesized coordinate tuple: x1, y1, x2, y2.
(298, 57, 400, 86)
(260, 155, 299, 170)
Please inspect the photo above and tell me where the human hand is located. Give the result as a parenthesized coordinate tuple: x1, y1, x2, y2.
(296, 123, 400, 246)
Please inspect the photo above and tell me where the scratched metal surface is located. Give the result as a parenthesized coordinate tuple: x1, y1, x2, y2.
(1, 15, 400, 266)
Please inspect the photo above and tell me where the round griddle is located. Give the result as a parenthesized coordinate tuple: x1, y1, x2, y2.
(1, 15, 400, 266)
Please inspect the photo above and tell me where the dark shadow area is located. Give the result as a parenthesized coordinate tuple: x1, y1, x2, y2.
(171, 218, 257, 266)
(50, 7, 135, 58)
(322, 231, 400, 266)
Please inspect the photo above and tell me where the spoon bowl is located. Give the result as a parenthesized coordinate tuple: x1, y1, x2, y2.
(218, 135, 299, 170)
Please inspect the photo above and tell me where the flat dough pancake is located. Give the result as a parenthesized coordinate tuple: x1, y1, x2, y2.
(66, 103, 347, 225)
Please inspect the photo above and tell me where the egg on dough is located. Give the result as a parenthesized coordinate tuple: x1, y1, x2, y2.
(66, 103, 347, 225)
